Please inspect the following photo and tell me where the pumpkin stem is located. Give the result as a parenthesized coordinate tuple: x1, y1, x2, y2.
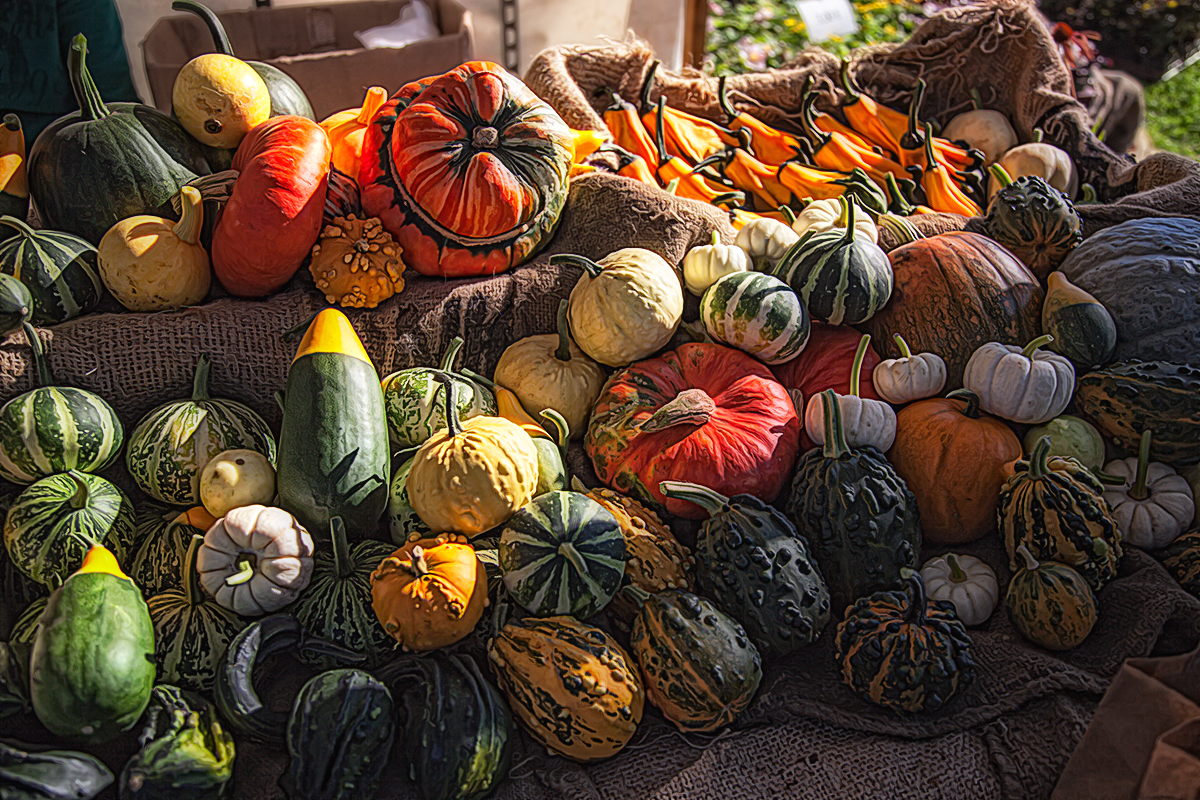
(884, 173, 915, 216)
(540, 409, 570, 475)
(21, 322, 52, 388)
(893, 334, 913, 360)
(553, 299, 572, 363)
(550, 254, 604, 279)
(658, 480, 729, 516)
(432, 372, 462, 439)
(68, 36, 110, 122)
(225, 555, 256, 586)
(717, 76, 738, 122)
(173, 186, 205, 245)
(821, 389, 851, 459)
(849, 334, 870, 397)
(330, 517, 353, 580)
(1130, 429, 1153, 501)
(989, 164, 1015, 189)
(620, 583, 652, 609)
(1028, 436, 1053, 480)
(946, 554, 968, 583)
(838, 59, 860, 101)
(557, 542, 591, 577)
(902, 572, 929, 627)
(654, 97, 671, 165)
(922, 117, 939, 175)
(947, 389, 981, 419)
(1015, 543, 1040, 572)
(0, 215, 40, 241)
(640, 388, 716, 432)
(182, 533, 204, 607)
(1089, 468, 1127, 486)
(969, 88, 983, 110)
(356, 86, 388, 126)
(1033, 128, 1045, 144)
(191, 353, 212, 402)
(407, 545, 428, 578)
(778, 204, 797, 226)
(1021, 334, 1055, 360)
(64, 470, 91, 511)
(902, 79, 927, 151)
(472, 126, 499, 150)
(439, 336, 465, 372)
(172, 0, 237, 55)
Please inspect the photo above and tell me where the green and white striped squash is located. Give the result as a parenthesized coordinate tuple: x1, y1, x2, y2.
(8, 596, 47, 645)
(700, 271, 810, 365)
(386, 454, 430, 546)
(0, 273, 32, 335)
(126, 353, 276, 506)
(0, 323, 123, 485)
(0, 216, 103, 325)
(3, 470, 136, 588)
(498, 490, 625, 619)
(1005, 544, 1097, 651)
(381, 336, 496, 448)
(129, 504, 214, 598)
(771, 200, 892, 326)
(147, 534, 246, 691)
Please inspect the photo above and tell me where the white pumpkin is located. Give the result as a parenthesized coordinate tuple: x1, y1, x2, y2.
(1184, 464, 1200, 527)
(805, 334, 896, 451)
(791, 196, 878, 244)
(682, 231, 751, 296)
(941, 109, 1017, 166)
(197, 504, 314, 616)
(1102, 431, 1195, 550)
(872, 334, 946, 404)
(920, 554, 999, 627)
(990, 141, 1078, 200)
(962, 335, 1074, 425)
(734, 216, 799, 272)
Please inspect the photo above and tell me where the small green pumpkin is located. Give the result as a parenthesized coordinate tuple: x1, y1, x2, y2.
(1005, 544, 1097, 650)
(386, 454, 431, 546)
(128, 505, 215, 598)
(982, 167, 1082, 279)
(380, 336, 496, 449)
(699, 270, 810, 365)
(0, 216, 103, 324)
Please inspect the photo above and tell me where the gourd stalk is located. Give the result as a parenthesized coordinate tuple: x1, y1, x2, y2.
(902, 573, 929, 626)
(183, 534, 204, 606)
(1021, 334, 1055, 359)
(550, 254, 604, 279)
(1028, 436, 1053, 480)
(1015, 544, 1040, 572)
(21, 322, 53, 387)
(1130, 430, 1153, 501)
(173, 186, 205, 245)
(947, 389, 981, 419)
(658, 480, 730, 515)
(821, 389, 851, 459)
(989, 164, 1016, 188)
(68, 36, 110, 122)
(553, 299, 572, 362)
(849, 334, 871, 397)
(433, 373, 462, 439)
(946, 554, 968, 584)
(192, 354, 212, 402)
(226, 556, 256, 586)
(893, 333, 913, 360)
(330, 517, 353, 579)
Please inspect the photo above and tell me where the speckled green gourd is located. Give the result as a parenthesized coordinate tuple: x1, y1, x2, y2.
(1005, 544, 1097, 650)
(1075, 362, 1200, 466)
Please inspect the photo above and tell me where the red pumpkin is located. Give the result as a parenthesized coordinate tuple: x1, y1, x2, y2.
(359, 62, 573, 278)
(771, 321, 882, 451)
(211, 116, 330, 297)
(863, 232, 1043, 389)
(586, 343, 800, 519)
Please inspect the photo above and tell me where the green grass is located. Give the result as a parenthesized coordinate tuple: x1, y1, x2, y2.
(1144, 63, 1200, 158)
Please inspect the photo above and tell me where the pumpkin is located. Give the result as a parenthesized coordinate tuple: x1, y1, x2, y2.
(835, 574, 975, 714)
(1158, 529, 1200, 596)
(370, 533, 487, 652)
(790, 196, 879, 244)
(308, 215, 405, 309)
(962, 335, 1074, 425)
(197, 505, 315, 616)
(998, 436, 1122, 592)
(788, 390, 921, 615)
(360, 62, 573, 277)
(560, 248, 684, 368)
(498, 491, 625, 619)
(1039, 271, 1117, 369)
(887, 389, 1022, 545)
(940, 109, 1017, 166)
(199, 448, 276, 518)
(386, 455, 431, 545)
(147, 534, 246, 691)
(487, 615, 643, 762)
(1023, 415, 1106, 470)
(0, 273, 31, 335)
(0, 216, 103, 324)
(0, 115, 29, 222)
(871, 334, 946, 404)
(97, 185, 211, 311)
(1075, 362, 1200, 466)
(493, 299, 607, 439)
(586, 343, 800, 519)
(406, 375, 539, 537)
(804, 334, 896, 451)
(129, 505, 216, 598)
(381, 336, 497, 449)
(982, 167, 1082, 279)
(320, 86, 390, 177)
(27, 35, 212, 244)
(630, 589, 762, 732)
(919, 554, 999, 627)
(681, 231, 751, 296)
(1058, 218, 1200, 366)
(699, 270, 810, 365)
(126, 353, 277, 506)
(862, 232, 1044, 389)
(990, 141, 1078, 200)
(734, 216, 800, 272)
(172, 53, 271, 149)
(210, 115, 330, 297)
(1005, 544, 1097, 650)
(1102, 431, 1194, 550)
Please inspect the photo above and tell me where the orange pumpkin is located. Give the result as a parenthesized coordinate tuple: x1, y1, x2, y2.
(887, 389, 1022, 545)
(320, 86, 389, 178)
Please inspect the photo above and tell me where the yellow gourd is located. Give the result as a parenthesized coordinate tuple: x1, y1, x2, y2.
(97, 186, 211, 311)
(319, 86, 389, 177)
(172, 54, 271, 149)
(200, 449, 277, 518)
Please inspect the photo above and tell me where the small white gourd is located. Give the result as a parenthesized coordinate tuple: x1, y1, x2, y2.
(734, 216, 799, 272)
(791, 196, 878, 244)
(805, 333, 896, 451)
(682, 231, 751, 296)
(920, 554, 1000, 627)
(1102, 431, 1195, 550)
(872, 334, 947, 404)
(962, 335, 1074, 425)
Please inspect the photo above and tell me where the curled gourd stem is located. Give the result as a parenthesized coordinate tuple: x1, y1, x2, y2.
(778, 204, 797, 225)
(946, 554, 968, 583)
(903, 79, 927, 151)
(893, 333, 912, 360)
(849, 334, 871, 397)
(557, 542, 591, 577)
(1015, 544, 1040, 572)
(540, 408, 570, 475)
(658, 480, 730, 515)
(947, 389, 981, 419)
(1130, 429, 1153, 501)
(225, 556, 256, 586)
(620, 583, 652, 609)
(903, 573, 929, 627)
(550, 254, 604, 279)
(639, 60, 660, 115)
(439, 336, 465, 372)
(821, 388, 850, 459)
(989, 164, 1015, 189)
(22, 322, 53, 388)
(192, 353, 213, 402)
(654, 97, 670, 165)
(1033, 128, 1045, 143)
(173, 186, 204, 245)
(839, 60, 859, 101)
(1028, 436, 1053, 480)
(553, 299, 572, 363)
(432, 372, 462, 439)
(1021, 334, 1055, 359)
(65, 471, 91, 512)
(68, 35, 110, 122)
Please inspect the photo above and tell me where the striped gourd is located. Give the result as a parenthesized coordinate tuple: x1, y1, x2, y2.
(771, 200, 892, 326)
(8, 596, 47, 645)
(700, 271, 809, 365)
(0, 273, 32, 335)
(1005, 544, 1097, 650)
(4, 470, 136, 587)
(498, 491, 625, 619)
(126, 353, 276, 506)
(0, 215, 103, 324)
(129, 504, 216, 598)
(380, 336, 496, 448)
(386, 454, 430, 545)
(147, 534, 246, 691)
(0, 491, 47, 634)
(0, 322, 123, 484)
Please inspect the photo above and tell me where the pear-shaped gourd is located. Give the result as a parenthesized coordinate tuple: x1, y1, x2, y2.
(1040, 271, 1116, 368)
(172, 54, 271, 149)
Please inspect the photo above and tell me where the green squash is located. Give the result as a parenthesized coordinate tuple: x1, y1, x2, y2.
(664, 480, 829, 658)
(126, 353, 277, 506)
(982, 169, 1082, 279)
(386, 454, 431, 545)
(498, 490, 626, 619)
(4, 470, 136, 588)
(27, 36, 212, 244)
(0, 740, 113, 800)
(1157, 528, 1200, 597)
(1023, 414, 1106, 470)
(29, 546, 155, 743)
(700, 270, 810, 365)
(381, 336, 496, 448)
(787, 390, 922, 615)
(129, 504, 211, 598)
(0, 491, 47, 638)
(531, 409, 569, 497)
(0, 216, 104, 325)
(0, 323, 123, 485)
(1005, 544, 1097, 650)
(0, 272, 32, 335)
(1039, 271, 1117, 369)
(1075, 361, 1200, 466)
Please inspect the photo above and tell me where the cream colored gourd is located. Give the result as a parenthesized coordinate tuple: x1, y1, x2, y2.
(493, 299, 607, 439)
(919, 553, 999, 627)
(962, 335, 1074, 425)
(200, 449, 277, 518)
(941, 109, 1017, 166)
(872, 334, 946, 404)
(407, 375, 539, 537)
(805, 334, 896, 451)
(990, 139, 1078, 200)
(558, 249, 683, 367)
(171, 54, 271, 149)
(682, 232, 750, 296)
(734, 216, 799, 272)
(196, 504, 314, 616)
(791, 196, 878, 244)
(1102, 431, 1195, 550)
(97, 186, 211, 312)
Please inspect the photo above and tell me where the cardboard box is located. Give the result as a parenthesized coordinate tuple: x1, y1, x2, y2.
(142, 0, 475, 120)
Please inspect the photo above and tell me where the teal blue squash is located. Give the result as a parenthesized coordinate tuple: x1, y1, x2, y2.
(381, 336, 496, 448)
(0, 215, 104, 324)
(700, 270, 810, 365)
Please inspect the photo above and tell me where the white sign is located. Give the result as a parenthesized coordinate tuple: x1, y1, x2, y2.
(794, 0, 859, 43)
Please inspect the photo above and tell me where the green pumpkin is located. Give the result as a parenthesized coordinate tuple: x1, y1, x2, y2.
(982, 169, 1082, 279)
(0, 323, 123, 485)
(381, 337, 496, 448)
(4, 471, 136, 588)
(0, 273, 32, 335)
(1156, 528, 1200, 597)
(498, 490, 626, 619)
(787, 390, 922, 615)
(0, 216, 104, 325)
(128, 503, 207, 598)
(387, 454, 431, 545)
(1075, 362, 1200, 466)
(700, 270, 810, 365)
(1023, 415, 1106, 470)
(1005, 544, 1097, 650)
(8, 596, 48, 646)
(664, 480, 829, 658)
(126, 353, 276, 506)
